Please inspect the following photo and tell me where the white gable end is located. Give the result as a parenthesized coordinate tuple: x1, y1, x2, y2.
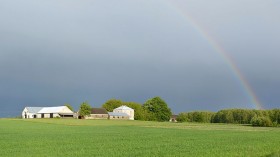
(113, 105, 134, 120)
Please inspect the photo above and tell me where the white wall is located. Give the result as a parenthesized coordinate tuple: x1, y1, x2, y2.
(22, 108, 36, 119)
(113, 109, 134, 120)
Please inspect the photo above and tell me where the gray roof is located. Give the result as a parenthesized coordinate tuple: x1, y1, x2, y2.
(26, 107, 44, 113)
(108, 112, 129, 117)
(91, 108, 108, 114)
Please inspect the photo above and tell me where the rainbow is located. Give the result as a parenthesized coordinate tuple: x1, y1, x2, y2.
(166, 1, 263, 109)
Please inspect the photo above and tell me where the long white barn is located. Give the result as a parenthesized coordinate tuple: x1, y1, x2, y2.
(22, 106, 74, 119)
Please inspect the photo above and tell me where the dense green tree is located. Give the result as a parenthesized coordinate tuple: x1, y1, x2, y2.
(177, 111, 214, 123)
(212, 109, 253, 124)
(176, 113, 189, 122)
(251, 115, 273, 127)
(268, 109, 280, 126)
(65, 104, 74, 111)
(191, 111, 214, 123)
(177, 108, 280, 127)
(212, 110, 231, 123)
(102, 99, 122, 112)
(79, 102, 91, 117)
(143, 97, 172, 122)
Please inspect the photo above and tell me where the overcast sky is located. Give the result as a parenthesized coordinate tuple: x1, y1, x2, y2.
(0, 0, 279, 117)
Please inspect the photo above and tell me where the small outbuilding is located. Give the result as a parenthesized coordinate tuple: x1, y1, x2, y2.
(169, 115, 178, 122)
(84, 108, 108, 119)
(108, 112, 129, 120)
(113, 105, 134, 120)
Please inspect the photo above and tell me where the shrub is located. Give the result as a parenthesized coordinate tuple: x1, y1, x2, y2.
(176, 113, 189, 122)
(251, 116, 273, 127)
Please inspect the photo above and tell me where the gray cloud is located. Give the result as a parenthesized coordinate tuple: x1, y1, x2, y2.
(0, 0, 280, 117)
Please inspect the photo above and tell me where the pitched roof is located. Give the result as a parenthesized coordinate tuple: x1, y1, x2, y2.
(108, 112, 129, 117)
(91, 108, 108, 114)
(26, 107, 44, 113)
(38, 106, 73, 114)
(25, 106, 73, 114)
(114, 105, 134, 111)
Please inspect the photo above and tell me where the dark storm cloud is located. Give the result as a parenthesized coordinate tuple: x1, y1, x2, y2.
(0, 0, 280, 117)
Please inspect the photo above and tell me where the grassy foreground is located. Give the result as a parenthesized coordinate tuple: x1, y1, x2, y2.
(0, 119, 280, 157)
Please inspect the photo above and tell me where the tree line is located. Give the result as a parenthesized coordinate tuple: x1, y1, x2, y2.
(177, 109, 280, 127)
(66, 98, 280, 127)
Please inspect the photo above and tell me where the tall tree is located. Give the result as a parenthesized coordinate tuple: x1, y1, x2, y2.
(79, 102, 91, 117)
(102, 99, 122, 112)
(143, 97, 172, 122)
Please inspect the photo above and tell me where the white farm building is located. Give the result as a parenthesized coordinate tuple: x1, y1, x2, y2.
(22, 106, 74, 119)
(113, 105, 134, 120)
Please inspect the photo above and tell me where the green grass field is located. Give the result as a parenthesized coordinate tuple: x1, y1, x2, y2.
(0, 119, 280, 157)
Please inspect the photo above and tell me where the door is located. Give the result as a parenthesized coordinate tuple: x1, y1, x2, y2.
(41, 113, 44, 118)
(50, 113, 53, 118)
